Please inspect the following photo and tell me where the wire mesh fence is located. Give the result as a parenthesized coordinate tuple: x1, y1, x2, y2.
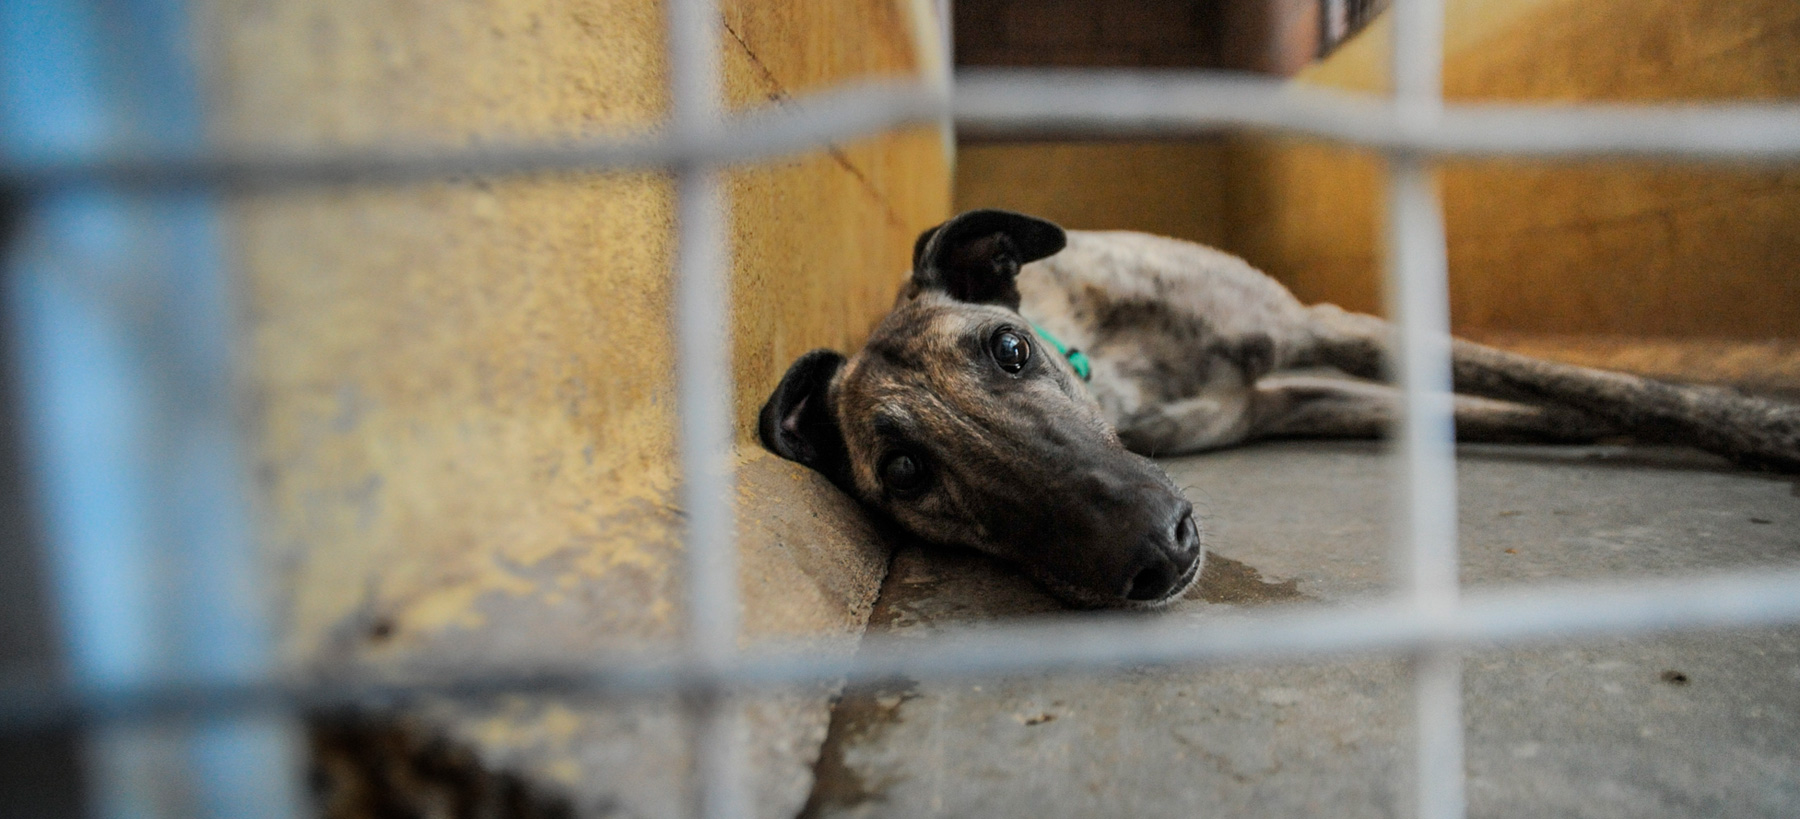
(3, 0, 1799, 817)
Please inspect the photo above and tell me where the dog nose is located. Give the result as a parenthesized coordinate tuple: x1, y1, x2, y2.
(1124, 508, 1202, 602)
(1173, 509, 1201, 558)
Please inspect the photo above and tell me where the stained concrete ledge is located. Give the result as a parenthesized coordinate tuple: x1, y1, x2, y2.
(804, 441, 1800, 818)
(308, 451, 892, 819)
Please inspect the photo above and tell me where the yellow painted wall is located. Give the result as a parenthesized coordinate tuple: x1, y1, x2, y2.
(956, 0, 1800, 338)
(1224, 0, 1800, 337)
(955, 140, 1228, 248)
(202, 0, 950, 661)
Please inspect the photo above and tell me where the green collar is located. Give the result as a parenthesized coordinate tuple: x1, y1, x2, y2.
(1031, 323, 1091, 382)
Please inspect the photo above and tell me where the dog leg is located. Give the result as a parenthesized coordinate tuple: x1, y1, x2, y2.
(1304, 305, 1800, 471)
(1249, 375, 1617, 443)
(1113, 389, 1258, 456)
(1113, 375, 1610, 456)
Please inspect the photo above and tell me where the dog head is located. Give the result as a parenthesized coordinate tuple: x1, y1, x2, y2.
(758, 210, 1202, 608)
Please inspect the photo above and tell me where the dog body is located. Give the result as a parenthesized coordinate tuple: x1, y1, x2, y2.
(761, 210, 1800, 608)
(1018, 229, 1624, 455)
(1024, 228, 1344, 455)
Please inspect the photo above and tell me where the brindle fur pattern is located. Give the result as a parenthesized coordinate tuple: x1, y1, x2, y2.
(839, 286, 1207, 606)
(762, 210, 1800, 608)
(1025, 227, 1799, 468)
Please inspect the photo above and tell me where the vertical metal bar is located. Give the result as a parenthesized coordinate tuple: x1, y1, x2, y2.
(903, 0, 955, 166)
(0, 1, 303, 818)
(1387, 154, 1465, 819)
(1386, 1, 1463, 819)
(1411, 645, 1465, 818)
(1390, 0, 1443, 125)
(1385, 161, 1457, 608)
(668, 0, 744, 816)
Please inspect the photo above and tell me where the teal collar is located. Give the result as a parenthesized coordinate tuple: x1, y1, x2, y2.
(1031, 323, 1091, 382)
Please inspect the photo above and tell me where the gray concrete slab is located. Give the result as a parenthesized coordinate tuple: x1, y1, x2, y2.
(307, 453, 892, 819)
(803, 441, 1800, 819)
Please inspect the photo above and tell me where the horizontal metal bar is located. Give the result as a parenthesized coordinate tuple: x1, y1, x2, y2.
(954, 69, 1800, 160)
(2, 80, 946, 192)
(9, 71, 1800, 194)
(4, 566, 1798, 732)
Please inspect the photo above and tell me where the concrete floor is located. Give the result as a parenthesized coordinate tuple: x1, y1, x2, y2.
(800, 441, 1800, 819)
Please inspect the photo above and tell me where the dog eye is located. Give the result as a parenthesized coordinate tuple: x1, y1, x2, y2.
(990, 329, 1031, 373)
(880, 452, 930, 497)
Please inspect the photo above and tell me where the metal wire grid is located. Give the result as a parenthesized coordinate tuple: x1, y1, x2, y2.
(5, 0, 1800, 817)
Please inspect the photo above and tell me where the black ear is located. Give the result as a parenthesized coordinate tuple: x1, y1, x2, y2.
(758, 349, 852, 490)
(912, 209, 1066, 309)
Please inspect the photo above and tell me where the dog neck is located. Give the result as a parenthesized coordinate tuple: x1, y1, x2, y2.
(1031, 323, 1091, 382)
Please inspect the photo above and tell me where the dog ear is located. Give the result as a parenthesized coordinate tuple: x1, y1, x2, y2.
(758, 349, 852, 489)
(911, 209, 1066, 309)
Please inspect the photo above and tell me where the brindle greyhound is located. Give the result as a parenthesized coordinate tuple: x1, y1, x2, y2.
(759, 209, 1800, 608)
